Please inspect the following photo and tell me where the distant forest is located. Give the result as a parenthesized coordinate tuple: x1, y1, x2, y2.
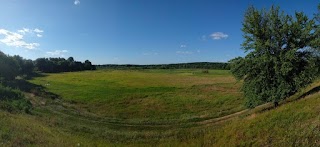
(97, 62, 230, 70)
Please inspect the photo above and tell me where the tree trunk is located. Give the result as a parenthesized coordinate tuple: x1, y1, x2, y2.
(274, 101, 279, 108)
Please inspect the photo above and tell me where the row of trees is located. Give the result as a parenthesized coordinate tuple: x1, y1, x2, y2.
(35, 57, 96, 73)
(0, 51, 96, 81)
(97, 62, 229, 70)
(230, 5, 320, 108)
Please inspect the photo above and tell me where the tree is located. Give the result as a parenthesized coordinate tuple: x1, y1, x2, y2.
(313, 5, 320, 50)
(84, 60, 93, 70)
(12, 55, 34, 76)
(314, 5, 320, 75)
(67, 57, 74, 63)
(230, 5, 319, 108)
(0, 51, 19, 81)
(35, 58, 49, 72)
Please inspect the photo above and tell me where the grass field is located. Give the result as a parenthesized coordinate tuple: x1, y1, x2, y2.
(29, 69, 245, 123)
(1, 69, 320, 146)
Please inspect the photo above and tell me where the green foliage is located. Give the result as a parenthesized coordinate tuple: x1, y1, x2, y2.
(230, 5, 319, 108)
(35, 57, 96, 73)
(0, 51, 20, 80)
(0, 51, 36, 81)
(12, 55, 35, 76)
(312, 4, 320, 50)
(0, 85, 32, 113)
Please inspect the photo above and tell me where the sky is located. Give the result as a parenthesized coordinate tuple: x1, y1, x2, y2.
(0, 0, 318, 65)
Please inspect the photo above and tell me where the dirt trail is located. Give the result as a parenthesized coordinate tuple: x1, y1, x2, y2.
(26, 92, 277, 129)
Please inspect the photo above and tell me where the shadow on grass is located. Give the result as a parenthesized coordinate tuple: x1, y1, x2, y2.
(5, 78, 60, 100)
(24, 72, 48, 80)
(297, 86, 320, 99)
(256, 85, 320, 113)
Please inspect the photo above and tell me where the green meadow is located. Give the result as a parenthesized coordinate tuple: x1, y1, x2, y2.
(30, 69, 245, 122)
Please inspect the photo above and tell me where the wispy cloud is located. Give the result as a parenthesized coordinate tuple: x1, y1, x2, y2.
(180, 44, 187, 48)
(17, 28, 44, 38)
(176, 50, 193, 55)
(143, 52, 159, 56)
(210, 32, 228, 40)
(201, 35, 207, 41)
(17, 28, 31, 34)
(33, 28, 44, 33)
(74, 0, 80, 5)
(0, 29, 41, 49)
(46, 50, 68, 57)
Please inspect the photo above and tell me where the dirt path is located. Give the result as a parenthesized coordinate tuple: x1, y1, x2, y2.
(25, 91, 277, 129)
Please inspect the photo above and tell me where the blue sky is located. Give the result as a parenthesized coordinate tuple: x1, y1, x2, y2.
(0, 0, 318, 64)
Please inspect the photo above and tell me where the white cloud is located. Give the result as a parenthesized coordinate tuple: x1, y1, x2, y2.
(17, 28, 31, 34)
(176, 51, 193, 55)
(46, 50, 68, 57)
(180, 44, 187, 48)
(17, 28, 44, 38)
(33, 28, 44, 33)
(18, 28, 44, 34)
(74, 0, 80, 5)
(210, 32, 228, 40)
(0, 29, 40, 49)
(197, 50, 201, 53)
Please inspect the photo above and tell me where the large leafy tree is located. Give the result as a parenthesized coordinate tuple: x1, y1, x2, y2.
(314, 5, 320, 73)
(230, 5, 319, 108)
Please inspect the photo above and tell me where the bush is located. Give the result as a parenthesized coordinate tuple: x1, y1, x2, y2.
(0, 85, 32, 113)
(202, 69, 209, 74)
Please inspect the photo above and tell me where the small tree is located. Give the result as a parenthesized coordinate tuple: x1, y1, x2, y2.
(230, 5, 319, 108)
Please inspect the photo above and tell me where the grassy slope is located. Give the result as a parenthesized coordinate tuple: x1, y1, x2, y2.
(162, 79, 320, 146)
(0, 111, 110, 146)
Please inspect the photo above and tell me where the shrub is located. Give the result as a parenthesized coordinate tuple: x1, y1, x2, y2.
(0, 85, 32, 113)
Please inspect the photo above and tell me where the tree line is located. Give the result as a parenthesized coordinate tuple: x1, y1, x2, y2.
(97, 62, 229, 70)
(35, 57, 96, 73)
(0, 51, 96, 80)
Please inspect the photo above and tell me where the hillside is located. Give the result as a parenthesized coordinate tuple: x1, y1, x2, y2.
(193, 79, 320, 146)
